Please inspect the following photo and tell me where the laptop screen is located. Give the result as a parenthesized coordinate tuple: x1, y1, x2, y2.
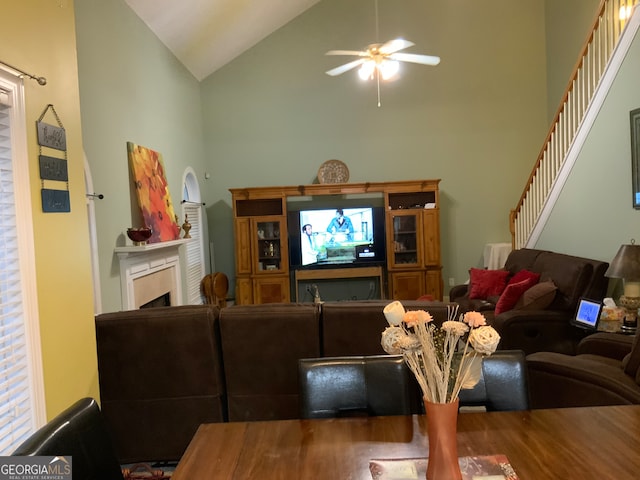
(571, 298, 603, 330)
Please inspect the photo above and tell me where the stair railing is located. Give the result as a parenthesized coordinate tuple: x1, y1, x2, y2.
(510, 0, 638, 249)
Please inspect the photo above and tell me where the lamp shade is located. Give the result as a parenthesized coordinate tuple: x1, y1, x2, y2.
(605, 244, 640, 280)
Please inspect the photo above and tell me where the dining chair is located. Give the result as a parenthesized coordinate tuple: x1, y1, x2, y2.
(201, 272, 228, 307)
(298, 355, 419, 418)
(11, 397, 125, 480)
(458, 350, 530, 411)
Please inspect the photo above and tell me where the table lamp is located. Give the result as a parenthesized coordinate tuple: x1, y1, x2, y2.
(605, 242, 640, 334)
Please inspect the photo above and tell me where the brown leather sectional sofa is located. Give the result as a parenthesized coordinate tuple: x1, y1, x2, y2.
(95, 300, 452, 463)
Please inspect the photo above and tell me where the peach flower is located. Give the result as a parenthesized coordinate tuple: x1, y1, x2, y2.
(462, 311, 487, 328)
(403, 310, 432, 327)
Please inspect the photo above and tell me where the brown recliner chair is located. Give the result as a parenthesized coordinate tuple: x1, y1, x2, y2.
(526, 332, 640, 408)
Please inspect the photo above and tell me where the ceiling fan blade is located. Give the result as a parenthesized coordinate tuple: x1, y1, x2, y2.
(389, 52, 441, 66)
(325, 50, 368, 57)
(325, 59, 367, 76)
(379, 38, 415, 55)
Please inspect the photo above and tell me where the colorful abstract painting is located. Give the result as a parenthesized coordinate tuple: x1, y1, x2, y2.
(127, 142, 180, 243)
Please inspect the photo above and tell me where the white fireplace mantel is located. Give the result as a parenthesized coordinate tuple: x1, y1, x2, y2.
(115, 239, 191, 310)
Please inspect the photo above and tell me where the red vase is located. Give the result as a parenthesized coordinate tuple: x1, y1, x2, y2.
(424, 398, 462, 480)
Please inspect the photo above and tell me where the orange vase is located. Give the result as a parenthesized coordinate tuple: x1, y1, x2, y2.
(424, 398, 462, 480)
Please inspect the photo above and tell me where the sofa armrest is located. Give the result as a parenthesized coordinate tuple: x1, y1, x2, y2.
(577, 333, 634, 360)
(526, 351, 640, 408)
(449, 284, 468, 302)
(491, 309, 587, 355)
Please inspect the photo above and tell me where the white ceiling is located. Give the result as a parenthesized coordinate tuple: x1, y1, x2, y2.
(124, 0, 321, 81)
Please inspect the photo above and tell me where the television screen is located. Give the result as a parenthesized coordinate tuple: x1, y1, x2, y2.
(293, 207, 382, 267)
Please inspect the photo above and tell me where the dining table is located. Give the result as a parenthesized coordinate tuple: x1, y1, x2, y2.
(172, 404, 640, 479)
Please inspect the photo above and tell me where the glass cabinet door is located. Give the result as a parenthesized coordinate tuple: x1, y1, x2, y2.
(388, 211, 423, 268)
(254, 217, 285, 273)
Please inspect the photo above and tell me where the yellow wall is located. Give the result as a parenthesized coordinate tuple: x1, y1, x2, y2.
(2, 0, 98, 418)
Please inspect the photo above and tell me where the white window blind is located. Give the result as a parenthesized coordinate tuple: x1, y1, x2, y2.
(183, 203, 205, 304)
(0, 70, 45, 454)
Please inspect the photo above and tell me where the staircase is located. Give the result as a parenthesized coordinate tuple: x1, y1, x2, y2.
(510, 0, 640, 249)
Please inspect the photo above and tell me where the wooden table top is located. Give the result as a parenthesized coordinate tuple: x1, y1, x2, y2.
(172, 405, 640, 479)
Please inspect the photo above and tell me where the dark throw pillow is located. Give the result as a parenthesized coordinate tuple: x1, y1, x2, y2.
(514, 280, 558, 310)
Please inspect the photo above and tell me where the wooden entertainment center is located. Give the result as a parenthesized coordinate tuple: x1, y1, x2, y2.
(230, 179, 442, 304)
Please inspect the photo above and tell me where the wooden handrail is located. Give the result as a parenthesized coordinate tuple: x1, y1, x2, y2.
(510, 0, 637, 248)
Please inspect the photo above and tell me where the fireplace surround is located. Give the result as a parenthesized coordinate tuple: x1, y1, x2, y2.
(115, 239, 189, 310)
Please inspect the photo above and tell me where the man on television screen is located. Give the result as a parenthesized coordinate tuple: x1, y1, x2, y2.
(326, 209, 354, 242)
(301, 224, 320, 265)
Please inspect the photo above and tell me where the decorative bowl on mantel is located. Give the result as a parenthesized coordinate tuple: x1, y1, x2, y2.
(127, 227, 152, 246)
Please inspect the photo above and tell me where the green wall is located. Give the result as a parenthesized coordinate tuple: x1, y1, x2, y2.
(75, 0, 209, 312)
(75, 0, 603, 308)
(200, 0, 550, 292)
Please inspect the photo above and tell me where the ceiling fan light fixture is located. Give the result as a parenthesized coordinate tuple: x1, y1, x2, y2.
(379, 59, 399, 80)
(358, 61, 376, 80)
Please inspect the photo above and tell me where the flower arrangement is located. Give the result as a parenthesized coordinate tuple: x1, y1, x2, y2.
(381, 301, 501, 404)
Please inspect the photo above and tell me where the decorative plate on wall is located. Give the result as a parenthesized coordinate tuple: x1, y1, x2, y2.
(318, 159, 349, 184)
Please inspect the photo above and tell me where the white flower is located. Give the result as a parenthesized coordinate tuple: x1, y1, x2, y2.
(469, 326, 501, 355)
(383, 301, 405, 326)
(381, 326, 408, 354)
(381, 326, 421, 354)
(441, 320, 469, 336)
(380, 301, 500, 404)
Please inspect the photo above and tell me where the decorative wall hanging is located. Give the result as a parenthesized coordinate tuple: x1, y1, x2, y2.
(37, 104, 70, 212)
(127, 142, 180, 243)
(631, 108, 640, 209)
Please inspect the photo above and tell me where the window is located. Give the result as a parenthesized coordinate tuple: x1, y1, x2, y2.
(0, 68, 45, 454)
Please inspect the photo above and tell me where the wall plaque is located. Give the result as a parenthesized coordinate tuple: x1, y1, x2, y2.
(41, 188, 70, 213)
(37, 121, 66, 150)
(37, 104, 70, 213)
(39, 154, 68, 181)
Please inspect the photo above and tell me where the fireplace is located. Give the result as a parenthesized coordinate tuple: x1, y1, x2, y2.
(115, 239, 188, 310)
(140, 292, 171, 309)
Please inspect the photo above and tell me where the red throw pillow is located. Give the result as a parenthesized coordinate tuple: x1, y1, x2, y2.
(508, 269, 540, 286)
(469, 268, 509, 300)
(495, 279, 532, 315)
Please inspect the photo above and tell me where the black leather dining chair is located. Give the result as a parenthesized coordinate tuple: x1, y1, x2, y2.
(298, 355, 419, 418)
(458, 350, 530, 411)
(11, 397, 124, 480)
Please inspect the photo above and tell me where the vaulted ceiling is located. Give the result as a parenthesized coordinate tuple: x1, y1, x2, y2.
(124, 0, 321, 81)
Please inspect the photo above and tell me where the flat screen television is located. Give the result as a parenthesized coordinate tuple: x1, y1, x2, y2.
(288, 206, 386, 268)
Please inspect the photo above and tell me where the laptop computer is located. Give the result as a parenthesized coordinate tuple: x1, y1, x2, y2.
(571, 297, 603, 331)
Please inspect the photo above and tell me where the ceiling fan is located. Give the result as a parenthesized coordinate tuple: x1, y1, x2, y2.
(324, 0, 440, 106)
(325, 38, 440, 79)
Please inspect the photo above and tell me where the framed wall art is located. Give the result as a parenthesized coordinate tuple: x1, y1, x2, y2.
(631, 108, 640, 209)
(127, 142, 180, 242)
